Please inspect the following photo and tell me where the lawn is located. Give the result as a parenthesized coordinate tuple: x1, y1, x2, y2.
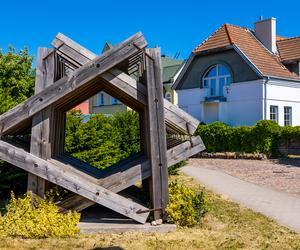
(0, 173, 299, 250)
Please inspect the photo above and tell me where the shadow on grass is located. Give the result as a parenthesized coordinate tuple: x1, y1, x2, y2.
(276, 158, 300, 168)
(92, 247, 124, 250)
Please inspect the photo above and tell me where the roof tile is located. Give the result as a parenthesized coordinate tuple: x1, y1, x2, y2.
(277, 36, 300, 62)
(193, 24, 299, 80)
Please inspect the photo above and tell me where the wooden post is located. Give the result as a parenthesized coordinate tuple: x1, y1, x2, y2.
(28, 48, 55, 197)
(145, 48, 169, 221)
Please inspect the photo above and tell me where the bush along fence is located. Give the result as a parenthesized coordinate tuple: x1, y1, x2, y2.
(195, 120, 300, 157)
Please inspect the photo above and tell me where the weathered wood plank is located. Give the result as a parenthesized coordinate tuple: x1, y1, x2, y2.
(51, 33, 199, 135)
(57, 137, 204, 212)
(55, 154, 151, 212)
(28, 48, 54, 197)
(167, 136, 205, 166)
(144, 48, 168, 220)
(0, 32, 147, 135)
(0, 140, 149, 223)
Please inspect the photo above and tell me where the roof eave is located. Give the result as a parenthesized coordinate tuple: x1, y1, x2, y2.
(172, 53, 194, 90)
(265, 75, 300, 83)
(193, 45, 232, 56)
(280, 58, 300, 64)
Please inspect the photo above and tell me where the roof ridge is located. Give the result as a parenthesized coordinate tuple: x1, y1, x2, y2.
(193, 24, 227, 53)
(223, 23, 249, 30)
(224, 24, 233, 44)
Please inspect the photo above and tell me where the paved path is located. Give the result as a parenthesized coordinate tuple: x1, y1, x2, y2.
(182, 165, 300, 233)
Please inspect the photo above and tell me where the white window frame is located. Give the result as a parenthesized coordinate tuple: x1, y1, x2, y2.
(284, 106, 292, 126)
(165, 92, 172, 102)
(202, 64, 231, 97)
(97, 92, 105, 106)
(270, 105, 278, 123)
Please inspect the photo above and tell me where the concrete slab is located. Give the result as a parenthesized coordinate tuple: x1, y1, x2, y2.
(79, 222, 176, 234)
(182, 165, 300, 233)
(78, 203, 176, 234)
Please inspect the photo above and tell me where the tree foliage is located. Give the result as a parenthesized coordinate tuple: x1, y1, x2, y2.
(0, 46, 35, 114)
(65, 110, 141, 169)
(0, 47, 35, 199)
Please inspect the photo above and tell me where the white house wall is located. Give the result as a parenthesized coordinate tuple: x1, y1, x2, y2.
(177, 80, 264, 126)
(224, 80, 264, 126)
(265, 80, 300, 126)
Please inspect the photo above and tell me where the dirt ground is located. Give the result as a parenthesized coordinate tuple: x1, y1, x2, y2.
(188, 158, 300, 197)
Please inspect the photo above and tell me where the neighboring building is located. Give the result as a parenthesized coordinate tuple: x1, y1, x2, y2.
(89, 43, 183, 115)
(74, 100, 90, 114)
(161, 55, 183, 104)
(173, 17, 300, 126)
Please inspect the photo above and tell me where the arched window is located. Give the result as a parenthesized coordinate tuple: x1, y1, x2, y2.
(202, 64, 232, 96)
(165, 92, 172, 102)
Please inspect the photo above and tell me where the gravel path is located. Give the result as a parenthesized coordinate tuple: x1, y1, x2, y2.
(188, 158, 300, 197)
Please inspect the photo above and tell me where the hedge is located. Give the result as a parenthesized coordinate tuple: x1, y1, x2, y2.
(195, 120, 300, 156)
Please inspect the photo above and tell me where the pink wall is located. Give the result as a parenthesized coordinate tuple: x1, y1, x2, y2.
(74, 101, 90, 114)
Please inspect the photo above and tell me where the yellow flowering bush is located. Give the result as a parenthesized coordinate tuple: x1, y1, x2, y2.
(166, 181, 207, 227)
(0, 192, 80, 238)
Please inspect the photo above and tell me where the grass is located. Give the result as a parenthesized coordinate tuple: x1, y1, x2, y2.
(0, 173, 299, 250)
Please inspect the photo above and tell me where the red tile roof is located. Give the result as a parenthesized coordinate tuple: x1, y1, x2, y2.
(193, 24, 299, 80)
(277, 36, 300, 62)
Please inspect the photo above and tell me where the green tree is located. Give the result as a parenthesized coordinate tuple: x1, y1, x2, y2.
(0, 46, 35, 114)
(0, 46, 35, 199)
(65, 111, 141, 169)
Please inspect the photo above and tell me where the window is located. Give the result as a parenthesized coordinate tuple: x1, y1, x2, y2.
(270, 105, 278, 123)
(97, 92, 105, 106)
(110, 96, 119, 105)
(284, 106, 292, 126)
(165, 92, 172, 102)
(202, 64, 232, 96)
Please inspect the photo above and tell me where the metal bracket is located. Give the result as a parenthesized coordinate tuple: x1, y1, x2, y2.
(136, 207, 162, 214)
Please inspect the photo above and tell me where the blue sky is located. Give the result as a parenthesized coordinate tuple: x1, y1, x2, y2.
(1, 0, 300, 64)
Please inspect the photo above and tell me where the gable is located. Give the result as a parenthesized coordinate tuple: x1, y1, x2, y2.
(175, 49, 260, 90)
(193, 24, 299, 80)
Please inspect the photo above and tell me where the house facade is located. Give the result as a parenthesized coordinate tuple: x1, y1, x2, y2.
(173, 18, 300, 126)
(89, 42, 183, 115)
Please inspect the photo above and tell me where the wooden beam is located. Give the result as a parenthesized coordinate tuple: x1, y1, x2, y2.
(56, 136, 205, 212)
(54, 154, 151, 212)
(0, 140, 149, 223)
(51, 33, 200, 135)
(0, 32, 147, 135)
(28, 48, 54, 197)
(167, 136, 205, 166)
(144, 48, 168, 220)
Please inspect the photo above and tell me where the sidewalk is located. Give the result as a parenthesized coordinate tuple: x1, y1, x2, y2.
(182, 165, 300, 233)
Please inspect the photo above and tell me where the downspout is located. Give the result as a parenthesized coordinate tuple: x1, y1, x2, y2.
(263, 76, 270, 120)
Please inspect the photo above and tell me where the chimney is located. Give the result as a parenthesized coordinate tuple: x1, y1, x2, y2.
(254, 17, 277, 54)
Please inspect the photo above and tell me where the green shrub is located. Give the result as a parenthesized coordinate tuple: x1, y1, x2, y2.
(0, 192, 80, 238)
(195, 120, 288, 156)
(166, 181, 207, 227)
(195, 122, 233, 152)
(251, 120, 280, 155)
(168, 160, 187, 175)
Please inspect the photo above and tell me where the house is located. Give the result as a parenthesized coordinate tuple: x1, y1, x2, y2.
(74, 100, 90, 114)
(173, 17, 300, 126)
(89, 43, 183, 115)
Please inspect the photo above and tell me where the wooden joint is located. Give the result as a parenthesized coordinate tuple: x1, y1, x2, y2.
(186, 122, 194, 147)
